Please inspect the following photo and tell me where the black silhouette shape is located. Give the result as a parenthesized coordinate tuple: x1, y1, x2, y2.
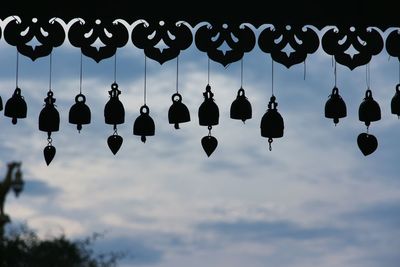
(39, 91, 60, 166)
(390, 84, 400, 117)
(104, 83, 125, 125)
(201, 134, 218, 157)
(104, 82, 124, 155)
(133, 105, 155, 143)
(69, 19, 128, 62)
(0, 96, 3, 111)
(4, 87, 27, 125)
(3, 17, 65, 61)
(168, 93, 190, 129)
(358, 89, 381, 127)
(324, 87, 347, 125)
(230, 88, 252, 123)
(261, 95, 284, 151)
(107, 134, 123, 155)
(258, 25, 319, 68)
(386, 30, 400, 61)
(198, 84, 219, 157)
(132, 20, 193, 64)
(198, 84, 219, 126)
(69, 93, 91, 132)
(43, 145, 56, 165)
(195, 23, 255, 66)
(322, 26, 383, 70)
(357, 133, 378, 156)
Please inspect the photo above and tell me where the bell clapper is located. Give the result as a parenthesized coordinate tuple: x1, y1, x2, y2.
(268, 138, 273, 151)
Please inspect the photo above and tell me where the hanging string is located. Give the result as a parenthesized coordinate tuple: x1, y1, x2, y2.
(334, 59, 337, 87)
(366, 63, 371, 89)
(49, 52, 53, 92)
(176, 56, 179, 93)
(271, 58, 274, 96)
(79, 52, 83, 94)
(303, 59, 306, 80)
(15, 51, 19, 88)
(144, 54, 147, 105)
(113, 52, 117, 83)
(207, 58, 210, 85)
(240, 57, 244, 88)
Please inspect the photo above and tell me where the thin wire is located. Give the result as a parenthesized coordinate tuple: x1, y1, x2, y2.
(49, 52, 52, 92)
(114, 52, 117, 83)
(240, 57, 244, 88)
(144, 55, 147, 105)
(15, 51, 19, 88)
(79, 52, 83, 94)
(207, 58, 210, 85)
(334, 60, 337, 87)
(271, 58, 274, 96)
(366, 63, 370, 89)
(303, 59, 306, 80)
(176, 56, 179, 93)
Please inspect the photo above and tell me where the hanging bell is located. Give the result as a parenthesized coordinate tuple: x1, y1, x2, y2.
(4, 87, 27, 124)
(391, 84, 400, 118)
(260, 95, 284, 150)
(104, 82, 125, 126)
(69, 93, 91, 132)
(39, 91, 60, 133)
(168, 93, 190, 129)
(358, 89, 381, 127)
(133, 105, 155, 143)
(198, 84, 219, 126)
(230, 87, 252, 123)
(324, 87, 347, 125)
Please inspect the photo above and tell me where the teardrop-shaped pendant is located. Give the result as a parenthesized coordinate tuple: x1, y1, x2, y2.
(43, 144, 56, 166)
(107, 134, 123, 155)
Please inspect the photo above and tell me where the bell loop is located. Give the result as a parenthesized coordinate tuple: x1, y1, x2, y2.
(14, 87, 22, 96)
(396, 84, 400, 92)
(203, 85, 214, 100)
(140, 105, 150, 114)
(365, 89, 372, 99)
(44, 91, 56, 105)
(268, 96, 278, 110)
(172, 93, 182, 102)
(75, 93, 86, 103)
(109, 83, 121, 98)
(332, 87, 339, 95)
(237, 88, 245, 97)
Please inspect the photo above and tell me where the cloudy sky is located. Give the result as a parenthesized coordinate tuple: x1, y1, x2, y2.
(1, 20, 400, 267)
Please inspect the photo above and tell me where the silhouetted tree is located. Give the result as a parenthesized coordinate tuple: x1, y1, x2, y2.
(0, 224, 123, 267)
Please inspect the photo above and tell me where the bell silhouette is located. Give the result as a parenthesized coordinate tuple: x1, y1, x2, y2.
(69, 93, 91, 132)
(198, 84, 219, 126)
(4, 87, 27, 124)
(358, 89, 381, 127)
(391, 84, 400, 117)
(260, 95, 284, 150)
(104, 83, 125, 126)
(133, 105, 155, 143)
(230, 87, 252, 122)
(0, 96, 3, 111)
(324, 87, 347, 125)
(39, 91, 60, 133)
(168, 93, 190, 129)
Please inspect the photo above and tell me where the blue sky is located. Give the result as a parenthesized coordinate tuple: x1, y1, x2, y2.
(1, 20, 400, 267)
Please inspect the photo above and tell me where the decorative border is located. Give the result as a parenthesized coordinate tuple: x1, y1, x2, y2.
(1, 17, 399, 69)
